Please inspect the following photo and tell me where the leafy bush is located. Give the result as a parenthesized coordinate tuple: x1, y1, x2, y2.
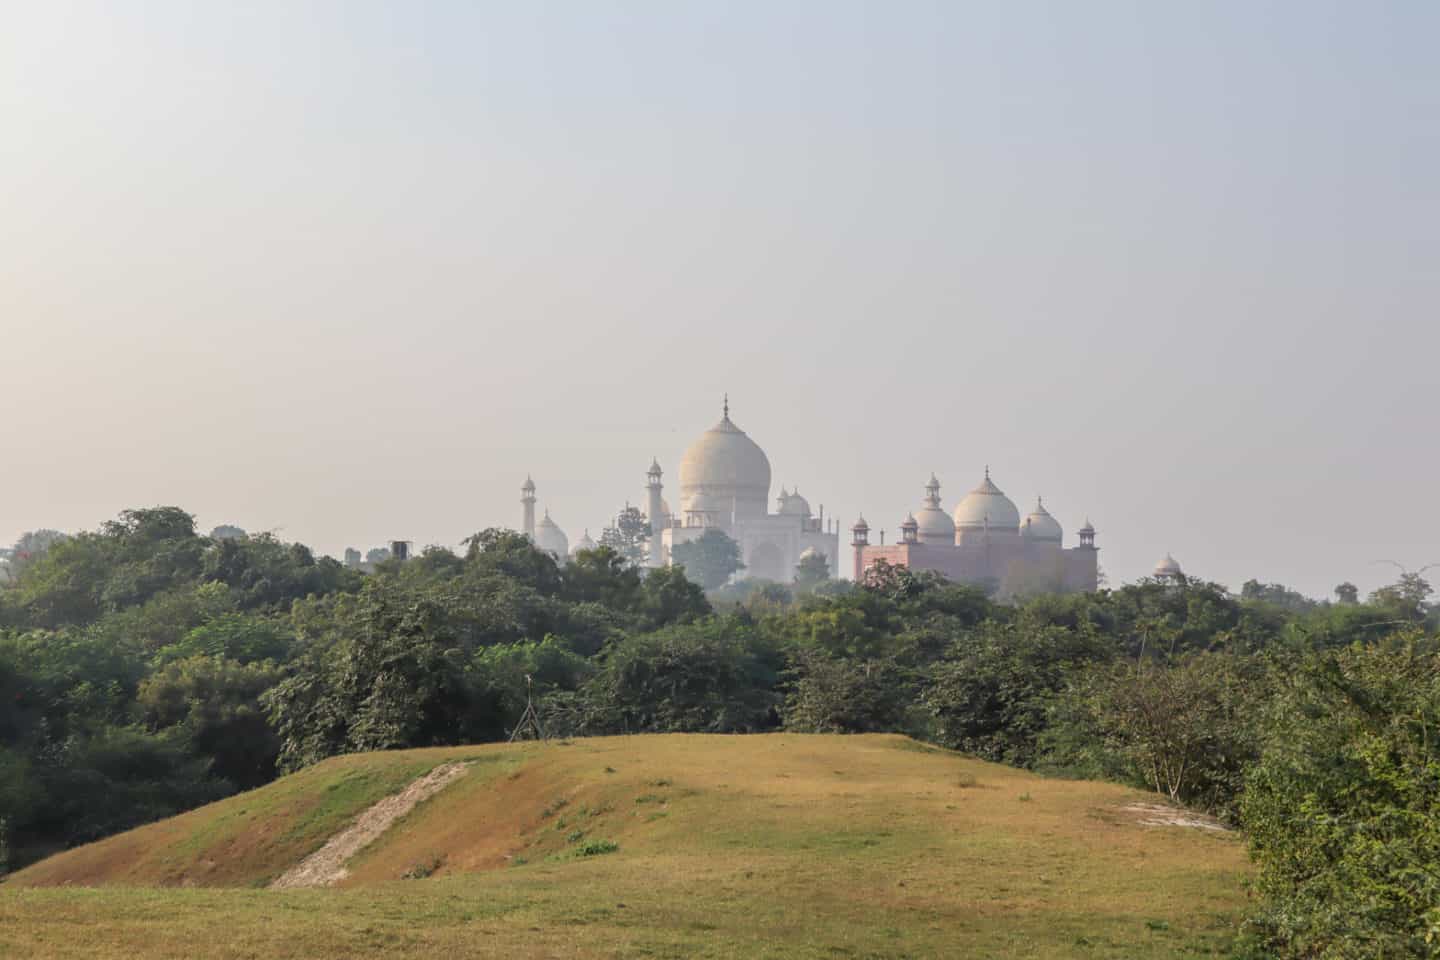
(922, 620, 1110, 765)
(782, 651, 910, 734)
(568, 618, 781, 735)
(1041, 652, 1265, 820)
(573, 839, 618, 857)
(1242, 636, 1440, 958)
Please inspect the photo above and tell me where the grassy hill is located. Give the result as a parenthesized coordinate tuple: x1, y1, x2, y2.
(0, 734, 1250, 958)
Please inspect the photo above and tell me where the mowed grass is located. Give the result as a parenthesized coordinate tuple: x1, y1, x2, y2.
(0, 734, 1252, 958)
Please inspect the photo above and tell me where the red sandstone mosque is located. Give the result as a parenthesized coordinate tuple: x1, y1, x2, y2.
(851, 470, 1099, 596)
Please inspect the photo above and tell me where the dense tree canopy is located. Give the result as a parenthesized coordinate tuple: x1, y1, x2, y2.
(0, 504, 1435, 956)
(670, 529, 745, 590)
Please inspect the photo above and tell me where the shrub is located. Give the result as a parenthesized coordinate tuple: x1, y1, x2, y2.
(573, 839, 619, 857)
(1242, 636, 1440, 958)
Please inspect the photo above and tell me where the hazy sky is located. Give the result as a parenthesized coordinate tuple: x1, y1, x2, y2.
(3, 1, 1436, 597)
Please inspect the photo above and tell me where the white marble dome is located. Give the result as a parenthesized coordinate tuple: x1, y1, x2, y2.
(1153, 553, 1183, 578)
(678, 403, 772, 518)
(1020, 498, 1063, 543)
(570, 529, 597, 556)
(915, 474, 955, 543)
(916, 504, 955, 542)
(534, 510, 569, 558)
(953, 471, 1020, 530)
(779, 488, 812, 517)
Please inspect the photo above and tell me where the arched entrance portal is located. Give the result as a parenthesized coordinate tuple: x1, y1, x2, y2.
(747, 541, 786, 583)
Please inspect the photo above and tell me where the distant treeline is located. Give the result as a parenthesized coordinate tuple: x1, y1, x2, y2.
(1, 506, 1436, 956)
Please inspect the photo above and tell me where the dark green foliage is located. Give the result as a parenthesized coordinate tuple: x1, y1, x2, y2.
(155, 613, 295, 664)
(922, 620, 1111, 765)
(467, 638, 593, 742)
(568, 618, 781, 735)
(139, 657, 284, 789)
(1241, 579, 1319, 613)
(562, 546, 643, 609)
(794, 550, 831, 590)
(670, 529, 745, 590)
(1042, 652, 1266, 820)
(782, 651, 909, 734)
(4, 501, 1439, 960)
(201, 533, 359, 610)
(263, 587, 474, 769)
(1242, 637, 1440, 958)
(36, 726, 233, 847)
(1367, 572, 1435, 623)
(463, 528, 563, 596)
(638, 565, 711, 628)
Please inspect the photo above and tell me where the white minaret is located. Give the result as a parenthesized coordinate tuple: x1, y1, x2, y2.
(646, 458, 664, 567)
(521, 475, 537, 540)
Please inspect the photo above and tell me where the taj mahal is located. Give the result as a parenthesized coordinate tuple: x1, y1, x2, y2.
(522, 398, 841, 583)
(518, 398, 1099, 596)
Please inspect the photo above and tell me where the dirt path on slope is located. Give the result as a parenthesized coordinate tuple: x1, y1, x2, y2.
(1120, 801, 1232, 833)
(270, 762, 471, 889)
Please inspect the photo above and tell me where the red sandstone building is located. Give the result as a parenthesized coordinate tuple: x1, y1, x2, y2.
(851, 471, 1098, 597)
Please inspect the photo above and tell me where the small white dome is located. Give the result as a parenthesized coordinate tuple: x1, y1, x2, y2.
(778, 488, 812, 517)
(1153, 553, 1183, 578)
(534, 510, 569, 557)
(1020, 497, 1063, 543)
(570, 529, 597, 556)
(953, 470, 1020, 530)
(915, 474, 956, 543)
(799, 546, 820, 561)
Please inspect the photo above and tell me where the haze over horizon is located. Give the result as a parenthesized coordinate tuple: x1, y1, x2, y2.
(3, 1, 1436, 598)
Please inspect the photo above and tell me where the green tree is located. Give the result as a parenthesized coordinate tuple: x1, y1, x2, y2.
(462, 528, 563, 597)
(922, 620, 1110, 766)
(139, 656, 284, 789)
(465, 637, 593, 741)
(598, 505, 652, 567)
(1333, 582, 1359, 605)
(571, 617, 780, 734)
(202, 533, 358, 610)
(1044, 652, 1264, 817)
(670, 529, 744, 590)
(561, 546, 642, 609)
(262, 588, 473, 770)
(794, 550, 831, 590)
(1241, 579, 1318, 613)
(4, 530, 68, 579)
(155, 613, 295, 665)
(782, 650, 907, 734)
(1242, 636, 1440, 958)
(1368, 568, 1435, 621)
(638, 565, 711, 628)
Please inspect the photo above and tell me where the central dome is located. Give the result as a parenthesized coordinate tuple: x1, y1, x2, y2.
(678, 402, 772, 520)
(953, 470, 1020, 531)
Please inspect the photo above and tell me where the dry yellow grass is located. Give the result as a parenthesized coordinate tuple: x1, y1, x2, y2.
(0, 734, 1251, 958)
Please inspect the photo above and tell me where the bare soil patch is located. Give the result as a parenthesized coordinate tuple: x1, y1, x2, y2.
(270, 762, 471, 888)
(1119, 801, 1232, 833)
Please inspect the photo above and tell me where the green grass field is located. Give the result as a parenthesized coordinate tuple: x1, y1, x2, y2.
(0, 734, 1251, 958)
